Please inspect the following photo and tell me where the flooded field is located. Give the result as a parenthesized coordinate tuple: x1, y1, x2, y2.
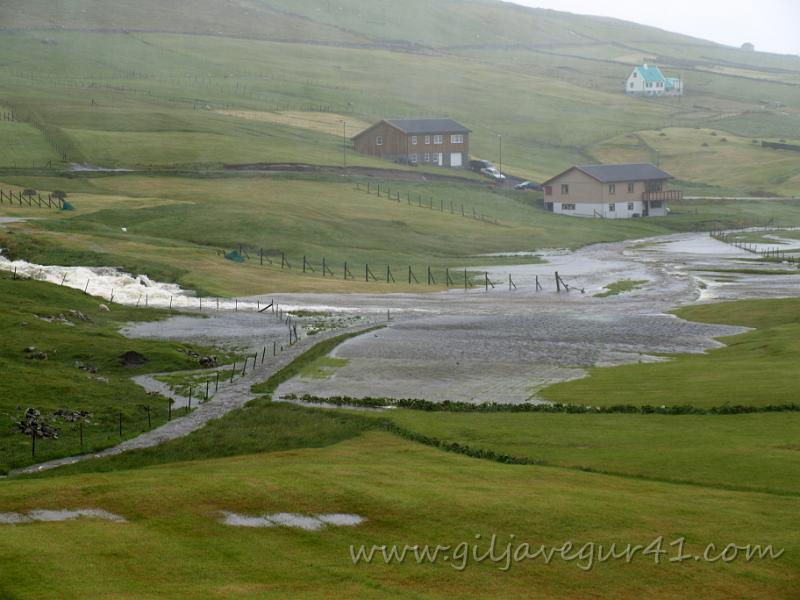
(3, 232, 799, 404)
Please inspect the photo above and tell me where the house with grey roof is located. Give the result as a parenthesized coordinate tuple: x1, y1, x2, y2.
(352, 118, 470, 168)
(625, 64, 683, 97)
(542, 163, 682, 219)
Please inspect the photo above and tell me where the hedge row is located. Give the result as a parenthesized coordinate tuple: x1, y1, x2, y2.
(285, 394, 800, 415)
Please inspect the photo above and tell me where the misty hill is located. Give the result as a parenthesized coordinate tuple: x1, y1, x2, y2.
(0, 0, 798, 192)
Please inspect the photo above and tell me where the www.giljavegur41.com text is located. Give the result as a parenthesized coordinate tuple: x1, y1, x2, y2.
(349, 535, 785, 572)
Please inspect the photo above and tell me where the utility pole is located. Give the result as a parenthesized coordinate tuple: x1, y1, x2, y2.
(342, 120, 347, 167)
(498, 134, 502, 178)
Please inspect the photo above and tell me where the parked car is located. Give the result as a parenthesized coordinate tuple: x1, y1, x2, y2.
(480, 167, 506, 181)
(513, 180, 543, 191)
(469, 159, 494, 173)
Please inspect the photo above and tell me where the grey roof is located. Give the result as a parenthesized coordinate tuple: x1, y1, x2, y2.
(384, 118, 470, 135)
(575, 163, 673, 183)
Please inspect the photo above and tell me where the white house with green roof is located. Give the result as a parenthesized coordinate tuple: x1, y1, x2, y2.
(625, 64, 683, 97)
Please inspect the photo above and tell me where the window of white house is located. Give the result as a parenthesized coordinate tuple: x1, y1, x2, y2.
(629, 82, 634, 88)
(561, 203, 576, 210)
(410, 153, 418, 163)
(411, 136, 417, 145)
(609, 203, 615, 211)
(627, 182, 635, 193)
(561, 184, 569, 194)
(609, 184, 615, 194)
(424, 136, 431, 144)
(376, 136, 383, 146)
(627, 202, 634, 210)
(423, 153, 430, 162)
(433, 135, 443, 144)
(451, 134, 463, 144)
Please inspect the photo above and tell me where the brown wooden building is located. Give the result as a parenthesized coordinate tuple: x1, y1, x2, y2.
(542, 163, 681, 219)
(351, 118, 470, 168)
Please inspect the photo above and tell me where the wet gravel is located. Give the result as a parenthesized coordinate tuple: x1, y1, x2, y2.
(262, 233, 800, 404)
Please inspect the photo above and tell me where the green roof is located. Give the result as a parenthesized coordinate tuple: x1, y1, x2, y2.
(635, 65, 666, 83)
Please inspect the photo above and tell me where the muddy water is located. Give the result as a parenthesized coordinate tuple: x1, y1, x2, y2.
(262, 233, 800, 404)
(4, 232, 798, 405)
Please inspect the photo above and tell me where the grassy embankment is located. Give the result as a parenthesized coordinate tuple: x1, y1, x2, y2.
(0, 11, 798, 189)
(543, 298, 800, 407)
(4, 175, 800, 295)
(0, 275, 232, 474)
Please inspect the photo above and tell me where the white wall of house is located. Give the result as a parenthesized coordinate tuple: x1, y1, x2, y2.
(553, 200, 645, 219)
(625, 66, 683, 97)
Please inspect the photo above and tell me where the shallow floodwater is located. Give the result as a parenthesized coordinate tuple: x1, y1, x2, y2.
(4, 232, 798, 405)
(265, 233, 800, 404)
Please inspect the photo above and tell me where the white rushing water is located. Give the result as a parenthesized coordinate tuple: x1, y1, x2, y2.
(0, 253, 365, 314)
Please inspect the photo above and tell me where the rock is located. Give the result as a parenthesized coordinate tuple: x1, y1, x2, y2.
(119, 351, 148, 367)
(27, 352, 48, 360)
(99, 304, 110, 312)
(68, 309, 91, 322)
(24, 346, 36, 353)
(199, 355, 219, 368)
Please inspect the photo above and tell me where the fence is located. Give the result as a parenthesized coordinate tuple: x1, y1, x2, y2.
(354, 182, 500, 226)
(0, 189, 65, 209)
(710, 231, 800, 265)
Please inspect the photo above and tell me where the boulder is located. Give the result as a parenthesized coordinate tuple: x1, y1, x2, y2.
(99, 304, 110, 312)
(199, 355, 219, 368)
(119, 350, 148, 367)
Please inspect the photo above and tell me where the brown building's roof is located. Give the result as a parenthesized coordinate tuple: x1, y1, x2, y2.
(352, 117, 470, 140)
(543, 163, 673, 185)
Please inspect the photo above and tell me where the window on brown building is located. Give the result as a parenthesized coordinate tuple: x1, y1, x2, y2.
(561, 184, 569, 194)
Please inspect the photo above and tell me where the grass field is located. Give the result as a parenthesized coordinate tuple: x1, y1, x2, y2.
(4, 174, 800, 295)
(543, 298, 800, 407)
(0, 276, 231, 474)
(0, 1, 798, 189)
(1, 431, 797, 599)
(592, 128, 800, 196)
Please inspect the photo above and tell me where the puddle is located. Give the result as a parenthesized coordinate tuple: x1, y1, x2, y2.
(0, 509, 126, 524)
(220, 511, 365, 530)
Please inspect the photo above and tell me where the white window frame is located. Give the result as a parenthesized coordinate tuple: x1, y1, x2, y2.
(410, 153, 418, 164)
(424, 135, 431, 145)
(627, 182, 635, 193)
(433, 135, 443, 145)
(609, 184, 616, 195)
(609, 203, 616, 212)
(561, 184, 569, 195)
(562, 203, 576, 211)
(423, 153, 430, 163)
(411, 136, 417, 145)
(451, 134, 463, 144)
(376, 136, 383, 146)
(627, 202, 635, 210)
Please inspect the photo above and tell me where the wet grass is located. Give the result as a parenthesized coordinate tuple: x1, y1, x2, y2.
(297, 356, 350, 379)
(543, 297, 800, 408)
(1, 431, 797, 599)
(5, 174, 800, 295)
(0, 276, 222, 474)
(377, 410, 800, 495)
(593, 279, 648, 297)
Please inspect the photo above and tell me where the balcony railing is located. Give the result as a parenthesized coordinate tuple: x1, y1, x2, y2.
(642, 190, 683, 202)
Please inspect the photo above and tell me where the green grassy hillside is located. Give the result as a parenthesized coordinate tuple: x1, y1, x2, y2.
(4, 174, 800, 295)
(0, 0, 797, 190)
